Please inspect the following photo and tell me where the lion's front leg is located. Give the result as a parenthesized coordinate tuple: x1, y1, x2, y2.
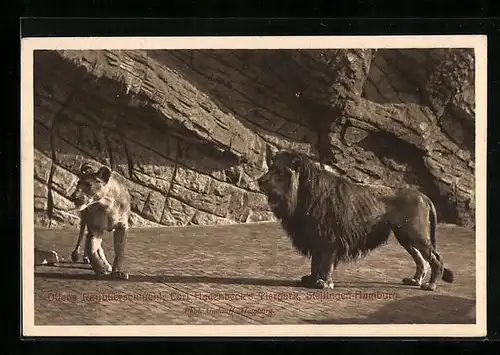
(301, 251, 321, 287)
(85, 232, 112, 277)
(110, 226, 129, 280)
(74, 239, 91, 265)
(72, 221, 90, 264)
(315, 250, 335, 290)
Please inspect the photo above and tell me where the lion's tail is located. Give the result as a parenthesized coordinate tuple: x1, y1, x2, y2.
(427, 196, 437, 250)
(442, 267, 454, 283)
(427, 198, 437, 249)
(427, 196, 455, 284)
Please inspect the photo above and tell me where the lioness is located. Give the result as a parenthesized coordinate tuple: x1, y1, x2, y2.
(257, 150, 454, 291)
(69, 163, 131, 279)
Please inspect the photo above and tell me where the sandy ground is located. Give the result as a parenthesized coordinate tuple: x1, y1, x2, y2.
(32, 222, 476, 325)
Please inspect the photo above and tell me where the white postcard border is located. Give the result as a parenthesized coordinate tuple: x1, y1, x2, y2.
(21, 35, 487, 337)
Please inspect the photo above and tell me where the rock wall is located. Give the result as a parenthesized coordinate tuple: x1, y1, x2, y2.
(33, 48, 476, 229)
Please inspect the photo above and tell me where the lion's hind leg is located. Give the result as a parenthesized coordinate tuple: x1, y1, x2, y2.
(393, 226, 429, 287)
(419, 248, 445, 291)
(400, 245, 428, 287)
(395, 231, 443, 291)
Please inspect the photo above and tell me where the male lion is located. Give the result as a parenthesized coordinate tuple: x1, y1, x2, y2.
(257, 150, 454, 291)
(69, 163, 131, 279)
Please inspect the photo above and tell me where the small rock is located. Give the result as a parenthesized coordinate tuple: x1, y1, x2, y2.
(34, 248, 60, 266)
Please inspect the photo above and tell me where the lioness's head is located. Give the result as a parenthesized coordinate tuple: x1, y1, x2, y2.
(257, 150, 303, 211)
(70, 163, 112, 208)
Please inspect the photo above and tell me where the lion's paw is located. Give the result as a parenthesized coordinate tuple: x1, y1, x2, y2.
(301, 275, 318, 287)
(110, 271, 129, 280)
(402, 277, 421, 286)
(93, 264, 112, 278)
(420, 282, 437, 291)
(316, 279, 334, 289)
(94, 269, 111, 278)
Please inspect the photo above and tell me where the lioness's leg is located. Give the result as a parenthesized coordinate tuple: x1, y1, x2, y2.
(316, 250, 335, 290)
(97, 246, 112, 272)
(85, 232, 112, 277)
(301, 251, 320, 287)
(71, 220, 88, 263)
(110, 226, 129, 279)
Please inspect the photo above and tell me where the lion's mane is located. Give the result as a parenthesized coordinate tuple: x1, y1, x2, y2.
(270, 152, 395, 267)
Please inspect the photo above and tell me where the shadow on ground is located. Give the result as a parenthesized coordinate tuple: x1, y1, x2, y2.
(35, 266, 414, 289)
(301, 295, 476, 324)
(34, 271, 300, 286)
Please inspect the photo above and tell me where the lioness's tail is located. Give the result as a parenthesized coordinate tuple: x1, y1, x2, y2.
(426, 195, 454, 283)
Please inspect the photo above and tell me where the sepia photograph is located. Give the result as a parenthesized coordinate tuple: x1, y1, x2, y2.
(21, 36, 487, 337)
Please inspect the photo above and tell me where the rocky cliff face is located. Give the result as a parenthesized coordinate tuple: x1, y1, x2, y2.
(33, 48, 475, 229)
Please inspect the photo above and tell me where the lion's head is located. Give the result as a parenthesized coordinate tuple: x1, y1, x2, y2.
(257, 150, 304, 213)
(70, 163, 113, 208)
